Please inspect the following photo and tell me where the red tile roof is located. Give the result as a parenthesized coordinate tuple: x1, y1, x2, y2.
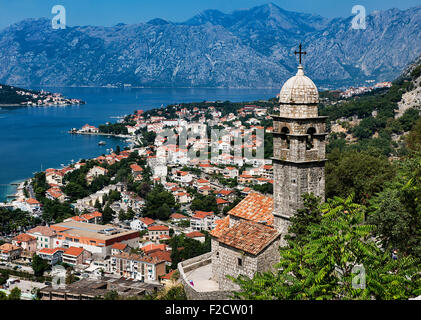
(148, 225, 169, 231)
(141, 243, 167, 254)
(170, 213, 188, 220)
(111, 242, 128, 250)
(185, 231, 205, 239)
(130, 164, 143, 172)
(113, 252, 164, 264)
(0, 243, 21, 253)
(192, 211, 214, 219)
(28, 226, 56, 237)
(216, 198, 229, 205)
(140, 217, 155, 226)
(26, 198, 40, 205)
(13, 233, 36, 242)
(210, 216, 230, 238)
(161, 269, 177, 280)
(216, 220, 279, 255)
(38, 247, 63, 255)
(228, 193, 273, 226)
(148, 250, 171, 263)
(63, 247, 84, 257)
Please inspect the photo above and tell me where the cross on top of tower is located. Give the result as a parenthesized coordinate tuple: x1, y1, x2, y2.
(294, 43, 307, 65)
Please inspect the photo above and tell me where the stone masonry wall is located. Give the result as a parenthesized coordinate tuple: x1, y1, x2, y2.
(211, 237, 281, 291)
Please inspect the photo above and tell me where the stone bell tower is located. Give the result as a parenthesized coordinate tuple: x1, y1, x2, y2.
(272, 44, 327, 236)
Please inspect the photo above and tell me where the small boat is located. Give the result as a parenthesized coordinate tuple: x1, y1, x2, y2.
(98, 141, 106, 146)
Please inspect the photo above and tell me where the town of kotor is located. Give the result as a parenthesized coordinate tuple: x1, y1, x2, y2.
(0, 0, 420, 315)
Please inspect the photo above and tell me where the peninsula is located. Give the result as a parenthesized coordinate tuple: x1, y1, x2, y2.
(0, 83, 85, 107)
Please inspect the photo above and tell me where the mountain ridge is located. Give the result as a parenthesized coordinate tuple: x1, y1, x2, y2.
(0, 3, 420, 88)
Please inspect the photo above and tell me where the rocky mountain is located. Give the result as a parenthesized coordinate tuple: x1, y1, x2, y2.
(395, 56, 421, 118)
(0, 3, 420, 88)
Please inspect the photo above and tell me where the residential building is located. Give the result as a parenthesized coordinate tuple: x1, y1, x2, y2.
(27, 226, 57, 249)
(62, 247, 92, 266)
(148, 225, 170, 241)
(50, 221, 139, 257)
(12, 233, 37, 252)
(190, 211, 218, 231)
(0, 243, 22, 261)
(37, 248, 64, 265)
(130, 217, 155, 231)
(185, 231, 206, 243)
(109, 252, 166, 282)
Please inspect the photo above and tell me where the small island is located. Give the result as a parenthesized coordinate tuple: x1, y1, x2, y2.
(0, 83, 85, 107)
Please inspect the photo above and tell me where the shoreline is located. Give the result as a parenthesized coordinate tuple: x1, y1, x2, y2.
(1, 132, 135, 204)
(0, 103, 85, 108)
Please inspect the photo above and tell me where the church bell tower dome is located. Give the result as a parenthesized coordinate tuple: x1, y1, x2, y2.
(278, 64, 319, 105)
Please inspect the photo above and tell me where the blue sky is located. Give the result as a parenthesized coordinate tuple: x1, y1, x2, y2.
(0, 0, 420, 29)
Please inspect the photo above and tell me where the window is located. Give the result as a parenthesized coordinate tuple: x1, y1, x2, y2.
(237, 257, 243, 267)
(216, 252, 219, 258)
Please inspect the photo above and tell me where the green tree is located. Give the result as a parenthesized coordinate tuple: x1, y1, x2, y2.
(286, 193, 322, 244)
(102, 204, 114, 224)
(190, 195, 218, 213)
(231, 195, 421, 300)
(31, 254, 49, 277)
(406, 118, 421, 152)
(368, 155, 421, 258)
(157, 203, 171, 220)
(326, 150, 395, 204)
(143, 185, 176, 220)
(8, 287, 21, 300)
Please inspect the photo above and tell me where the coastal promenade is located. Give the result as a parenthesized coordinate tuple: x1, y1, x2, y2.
(68, 130, 132, 139)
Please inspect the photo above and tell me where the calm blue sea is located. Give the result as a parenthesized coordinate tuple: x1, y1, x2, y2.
(0, 87, 278, 202)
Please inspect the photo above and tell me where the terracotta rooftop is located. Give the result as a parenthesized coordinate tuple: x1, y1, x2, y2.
(111, 242, 128, 250)
(0, 243, 21, 253)
(13, 233, 36, 242)
(141, 243, 167, 254)
(38, 247, 64, 255)
(26, 198, 40, 205)
(185, 231, 205, 238)
(161, 269, 177, 280)
(210, 216, 230, 238)
(228, 193, 273, 226)
(27, 226, 57, 237)
(192, 211, 214, 219)
(130, 164, 143, 172)
(63, 247, 84, 257)
(140, 217, 155, 226)
(113, 252, 164, 264)
(148, 225, 169, 231)
(148, 250, 171, 263)
(216, 220, 279, 255)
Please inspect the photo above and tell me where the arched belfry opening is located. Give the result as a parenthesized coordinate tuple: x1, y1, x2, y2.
(280, 127, 290, 149)
(306, 127, 316, 150)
